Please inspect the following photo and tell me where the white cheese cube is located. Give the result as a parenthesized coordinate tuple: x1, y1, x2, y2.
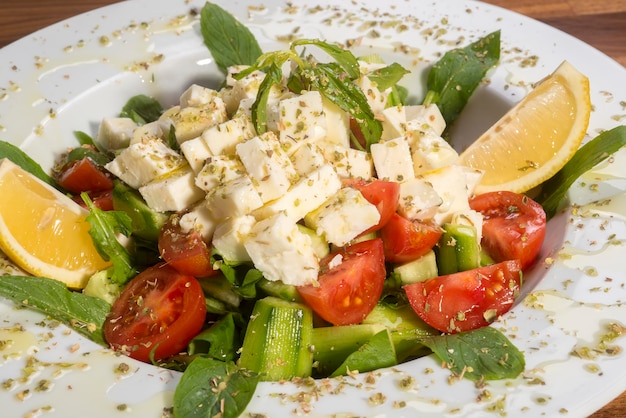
(139, 167, 205, 213)
(202, 116, 256, 156)
(253, 164, 341, 222)
(97, 117, 137, 150)
(178, 201, 219, 241)
(236, 132, 297, 203)
(180, 136, 213, 173)
(304, 187, 380, 247)
(195, 155, 245, 193)
(370, 137, 415, 183)
(104, 139, 184, 189)
(180, 84, 218, 108)
(278, 91, 327, 152)
(406, 130, 459, 175)
(212, 215, 256, 262)
(405, 104, 446, 137)
(321, 96, 350, 148)
(319, 143, 374, 180)
(244, 213, 319, 286)
(160, 95, 228, 144)
(380, 105, 406, 141)
(420, 165, 472, 225)
(451, 210, 484, 245)
(232, 97, 254, 119)
(206, 175, 264, 220)
(131, 119, 171, 145)
(462, 166, 484, 196)
(290, 142, 326, 176)
(356, 74, 388, 116)
(397, 178, 442, 222)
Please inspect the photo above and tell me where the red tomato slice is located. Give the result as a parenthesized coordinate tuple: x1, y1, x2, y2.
(104, 263, 206, 362)
(404, 260, 522, 333)
(158, 215, 218, 278)
(72, 189, 114, 211)
(379, 213, 442, 263)
(297, 238, 386, 326)
(57, 157, 114, 194)
(343, 178, 400, 235)
(469, 191, 546, 270)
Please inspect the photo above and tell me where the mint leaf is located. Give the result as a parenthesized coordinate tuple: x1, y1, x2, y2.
(82, 193, 136, 284)
(537, 125, 626, 219)
(0, 140, 58, 188)
(200, 2, 263, 73)
(173, 357, 259, 418)
(0, 276, 110, 345)
(367, 62, 411, 91)
(250, 63, 283, 134)
(420, 326, 525, 381)
(291, 39, 361, 79)
(425, 30, 500, 128)
(119, 94, 163, 125)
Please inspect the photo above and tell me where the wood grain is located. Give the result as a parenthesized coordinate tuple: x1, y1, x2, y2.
(0, 1, 624, 417)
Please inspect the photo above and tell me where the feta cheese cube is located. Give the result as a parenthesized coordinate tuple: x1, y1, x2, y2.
(131, 119, 171, 145)
(356, 74, 388, 116)
(178, 201, 219, 241)
(278, 90, 327, 152)
(97, 117, 137, 150)
(195, 155, 245, 193)
(212, 215, 256, 262)
(304, 187, 380, 247)
(139, 167, 205, 212)
(160, 94, 228, 144)
(420, 165, 472, 225)
(206, 175, 264, 220)
(253, 164, 341, 222)
(202, 116, 256, 156)
(406, 130, 459, 175)
(236, 132, 297, 203)
(319, 143, 374, 180)
(180, 136, 213, 173)
(104, 138, 184, 189)
(397, 177, 442, 221)
(405, 104, 446, 137)
(370, 137, 415, 183)
(290, 142, 326, 176)
(180, 84, 218, 108)
(244, 212, 320, 286)
(321, 96, 350, 148)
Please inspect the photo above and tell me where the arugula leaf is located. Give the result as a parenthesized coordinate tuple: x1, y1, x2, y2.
(173, 357, 260, 418)
(367, 62, 411, 91)
(250, 63, 283, 134)
(119, 94, 163, 125)
(304, 63, 382, 149)
(291, 39, 360, 79)
(425, 30, 500, 128)
(0, 140, 58, 188)
(200, 2, 263, 73)
(0, 276, 110, 345)
(420, 326, 525, 381)
(82, 193, 136, 284)
(537, 125, 626, 219)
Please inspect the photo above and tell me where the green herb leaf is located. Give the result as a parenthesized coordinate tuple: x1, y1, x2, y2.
(0, 275, 110, 345)
(291, 39, 361, 79)
(188, 313, 240, 361)
(82, 193, 136, 284)
(420, 326, 525, 381)
(200, 2, 263, 73)
(367, 62, 411, 91)
(537, 125, 626, 219)
(425, 30, 500, 128)
(173, 357, 260, 418)
(304, 63, 382, 149)
(0, 140, 58, 188)
(250, 63, 283, 134)
(119, 94, 163, 125)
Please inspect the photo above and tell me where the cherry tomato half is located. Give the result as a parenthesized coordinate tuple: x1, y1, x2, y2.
(158, 215, 218, 278)
(379, 213, 442, 263)
(404, 260, 522, 333)
(469, 191, 546, 270)
(297, 238, 386, 326)
(104, 263, 206, 362)
(72, 189, 114, 211)
(57, 157, 114, 194)
(343, 178, 400, 235)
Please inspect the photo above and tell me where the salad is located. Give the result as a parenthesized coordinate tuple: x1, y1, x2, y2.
(0, 2, 624, 417)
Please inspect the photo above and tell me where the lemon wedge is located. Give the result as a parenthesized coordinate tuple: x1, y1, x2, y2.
(458, 61, 591, 194)
(0, 158, 111, 288)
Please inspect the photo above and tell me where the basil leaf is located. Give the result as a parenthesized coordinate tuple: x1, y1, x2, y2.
(420, 326, 525, 381)
(119, 94, 163, 125)
(83, 193, 136, 284)
(367, 62, 410, 91)
(0, 276, 110, 345)
(537, 125, 626, 219)
(173, 357, 260, 418)
(200, 2, 263, 73)
(426, 30, 500, 128)
(305, 63, 382, 149)
(251, 63, 283, 134)
(0, 140, 57, 188)
(291, 39, 360, 79)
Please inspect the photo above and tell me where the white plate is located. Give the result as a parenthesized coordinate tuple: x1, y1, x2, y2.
(1, 0, 625, 417)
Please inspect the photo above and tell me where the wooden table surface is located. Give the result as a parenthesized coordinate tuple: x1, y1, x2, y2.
(0, 1, 624, 417)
